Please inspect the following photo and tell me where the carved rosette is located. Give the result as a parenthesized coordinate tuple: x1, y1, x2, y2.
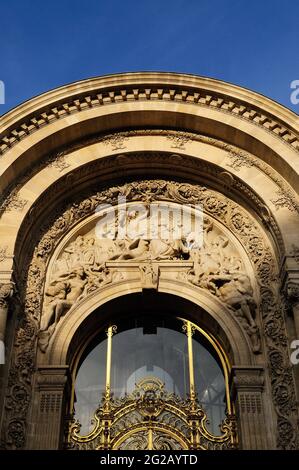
(2, 178, 298, 449)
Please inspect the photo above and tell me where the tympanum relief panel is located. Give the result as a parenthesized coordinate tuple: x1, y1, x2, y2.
(39, 198, 258, 354)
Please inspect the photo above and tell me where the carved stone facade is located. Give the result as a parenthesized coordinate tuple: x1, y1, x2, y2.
(0, 72, 298, 450)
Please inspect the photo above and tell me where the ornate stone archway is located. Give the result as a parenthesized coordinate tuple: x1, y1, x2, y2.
(0, 73, 298, 450)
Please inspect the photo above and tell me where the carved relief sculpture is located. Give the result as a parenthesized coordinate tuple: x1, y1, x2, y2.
(1, 72, 299, 453)
(38, 197, 261, 355)
(2, 178, 298, 450)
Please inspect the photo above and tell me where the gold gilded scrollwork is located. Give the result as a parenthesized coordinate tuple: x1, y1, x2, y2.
(67, 377, 237, 450)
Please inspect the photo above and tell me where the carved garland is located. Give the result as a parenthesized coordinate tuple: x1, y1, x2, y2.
(1, 179, 298, 449)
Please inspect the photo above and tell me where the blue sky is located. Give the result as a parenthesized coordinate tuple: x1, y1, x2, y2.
(0, 0, 298, 115)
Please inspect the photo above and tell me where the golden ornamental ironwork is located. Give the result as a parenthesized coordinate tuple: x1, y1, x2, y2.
(66, 377, 237, 450)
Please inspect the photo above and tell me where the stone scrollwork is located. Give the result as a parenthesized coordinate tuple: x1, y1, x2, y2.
(102, 133, 127, 151)
(0, 191, 28, 214)
(166, 132, 191, 150)
(47, 151, 71, 172)
(3, 178, 298, 449)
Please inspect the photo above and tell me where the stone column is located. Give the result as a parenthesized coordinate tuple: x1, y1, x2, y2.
(29, 366, 70, 449)
(230, 366, 271, 449)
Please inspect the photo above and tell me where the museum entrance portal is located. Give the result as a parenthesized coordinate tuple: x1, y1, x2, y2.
(66, 314, 237, 450)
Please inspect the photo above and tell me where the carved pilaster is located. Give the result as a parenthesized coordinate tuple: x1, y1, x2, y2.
(28, 366, 70, 449)
(0, 282, 14, 364)
(285, 280, 299, 338)
(281, 247, 299, 336)
(230, 367, 271, 449)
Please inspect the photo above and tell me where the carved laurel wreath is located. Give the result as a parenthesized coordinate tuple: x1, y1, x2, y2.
(2, 179, 298, 450)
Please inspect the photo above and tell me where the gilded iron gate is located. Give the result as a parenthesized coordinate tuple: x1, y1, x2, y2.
(66, 376, 237, 450)
(66, 323, 237, 450)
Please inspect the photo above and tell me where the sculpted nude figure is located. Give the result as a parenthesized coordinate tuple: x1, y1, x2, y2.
(216, 273, 257, 326)
(40, 266, 87, 332)
(213, 272, 260, 352)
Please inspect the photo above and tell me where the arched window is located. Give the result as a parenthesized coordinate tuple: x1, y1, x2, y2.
(72, 315, 231, 438)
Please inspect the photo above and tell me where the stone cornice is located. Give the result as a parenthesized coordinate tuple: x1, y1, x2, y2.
(0, 73, 298, 157)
